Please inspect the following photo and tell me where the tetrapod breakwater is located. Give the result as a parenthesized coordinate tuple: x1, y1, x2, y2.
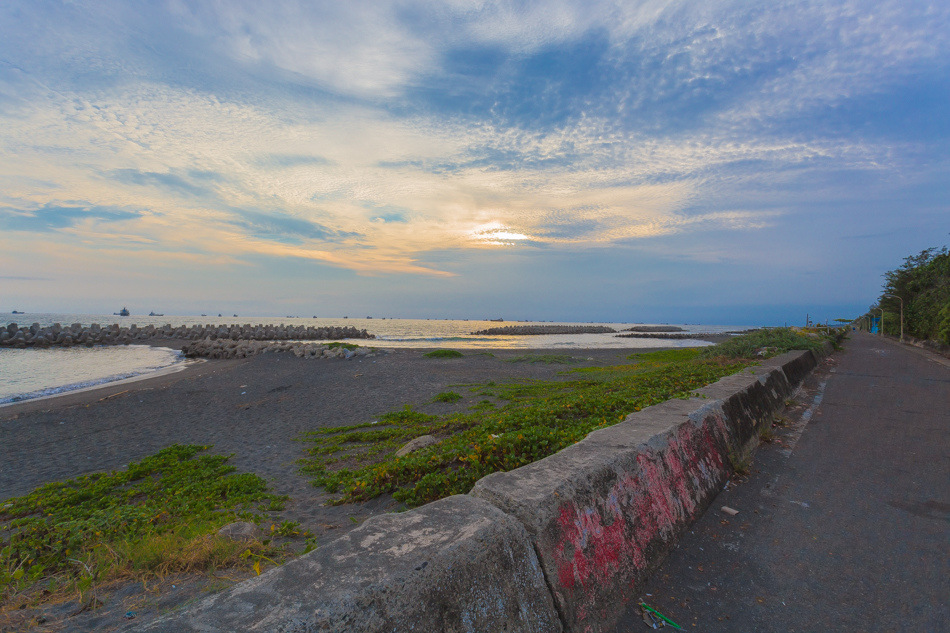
(0, 322, 375, 349)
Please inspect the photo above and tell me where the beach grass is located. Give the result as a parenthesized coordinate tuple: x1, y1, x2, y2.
(298, 348, 750, 508)
(0, 445, 296, 604)
(423, 349, 464, 358)
(432, 391, 463, 403)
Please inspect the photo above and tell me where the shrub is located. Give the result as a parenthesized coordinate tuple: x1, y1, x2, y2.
(699, 328, 826, 360)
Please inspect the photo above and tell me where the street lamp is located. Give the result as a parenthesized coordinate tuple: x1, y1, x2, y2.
(883, 294, 904, 342)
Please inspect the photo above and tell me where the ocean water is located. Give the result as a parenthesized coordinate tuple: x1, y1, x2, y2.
(0, 345, 183, 405)
(1, 313, 745, 405)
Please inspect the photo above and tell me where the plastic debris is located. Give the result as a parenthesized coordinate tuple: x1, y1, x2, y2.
(124, 611, 136, 620)
(641, 608, 661, 629)
(721, 506, 739, 516)
(639, 602, 683, 630)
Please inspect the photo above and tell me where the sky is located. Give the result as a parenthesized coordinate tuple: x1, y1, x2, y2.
(0, 0, 947, 325)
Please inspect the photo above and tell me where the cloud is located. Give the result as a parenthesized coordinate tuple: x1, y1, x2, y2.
(253, 154, 333, 169)
(0, 0, 947, 318)
(109, 169, 222, 199)
(230, 209, 359, 244)
(0, 204, 143, 233)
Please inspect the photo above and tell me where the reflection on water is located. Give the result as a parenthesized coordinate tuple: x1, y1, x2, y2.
(0, 345, 182, 405)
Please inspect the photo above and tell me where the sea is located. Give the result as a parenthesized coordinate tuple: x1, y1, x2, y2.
(0, 313, 748, 406)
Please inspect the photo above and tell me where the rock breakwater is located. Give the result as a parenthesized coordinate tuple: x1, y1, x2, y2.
(620, 325, 686, 332)
(0, 322, 374, 349)
(180, 340, 388, 361)
(472, 325, 617, 335)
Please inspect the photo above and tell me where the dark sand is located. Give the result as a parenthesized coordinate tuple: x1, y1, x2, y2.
(0, 340, 726, 632)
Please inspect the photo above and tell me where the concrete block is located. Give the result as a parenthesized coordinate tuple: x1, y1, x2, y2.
(471, 401, 735, 632)
(137, 495, 561, 633)
(767, 350, 818, 388)
(695, 366, 791, 449)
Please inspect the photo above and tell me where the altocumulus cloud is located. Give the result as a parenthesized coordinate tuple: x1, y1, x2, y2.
(0, 0, 947, 321)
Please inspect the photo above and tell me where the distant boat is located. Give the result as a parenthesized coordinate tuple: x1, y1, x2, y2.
(148, 311, 164, 316)
(11, 310, 23, 314)
(114, 307, 130, 316)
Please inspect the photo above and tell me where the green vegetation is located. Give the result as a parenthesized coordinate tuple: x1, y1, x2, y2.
(505, 354, 576, 364)
(872, 245, 950, 344)
(0, 445, 294, 602)
(432, 391, 463, 403)
(298, 349, 750, 508)
(326, 342, 359, 350)
(423, 349, 464, 358)
(626, 348, 699, 362)
(699, 327, 827, 359)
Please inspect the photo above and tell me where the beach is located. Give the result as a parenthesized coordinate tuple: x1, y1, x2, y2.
(3, 344, 721, 508)
(0, 338, 729, 632)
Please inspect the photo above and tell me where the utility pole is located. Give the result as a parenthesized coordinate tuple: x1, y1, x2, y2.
(883, 294, 904, 342)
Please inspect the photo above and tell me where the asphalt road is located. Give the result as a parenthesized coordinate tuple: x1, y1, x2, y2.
(612, 332, 949, 632)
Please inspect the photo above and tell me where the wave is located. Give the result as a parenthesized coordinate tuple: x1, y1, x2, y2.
(0, 356, 184, 406)
(0, 373, 144, 405)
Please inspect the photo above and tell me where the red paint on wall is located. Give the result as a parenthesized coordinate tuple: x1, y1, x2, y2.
(549, 414, 734, 625)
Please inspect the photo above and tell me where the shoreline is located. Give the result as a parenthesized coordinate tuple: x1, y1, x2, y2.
(0, 355, 204, 411)
(0, 335, 731, 411)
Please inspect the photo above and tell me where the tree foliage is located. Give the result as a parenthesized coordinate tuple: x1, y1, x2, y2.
(874, 246, 950, 343)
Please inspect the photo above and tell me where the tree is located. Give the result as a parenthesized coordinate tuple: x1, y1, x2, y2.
(875, 246, 950, 343)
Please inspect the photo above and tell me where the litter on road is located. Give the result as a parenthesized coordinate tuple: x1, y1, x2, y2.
(639, 602, 683, 630)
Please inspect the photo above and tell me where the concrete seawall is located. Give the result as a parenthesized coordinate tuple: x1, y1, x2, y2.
(137, 345, 831, 633)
